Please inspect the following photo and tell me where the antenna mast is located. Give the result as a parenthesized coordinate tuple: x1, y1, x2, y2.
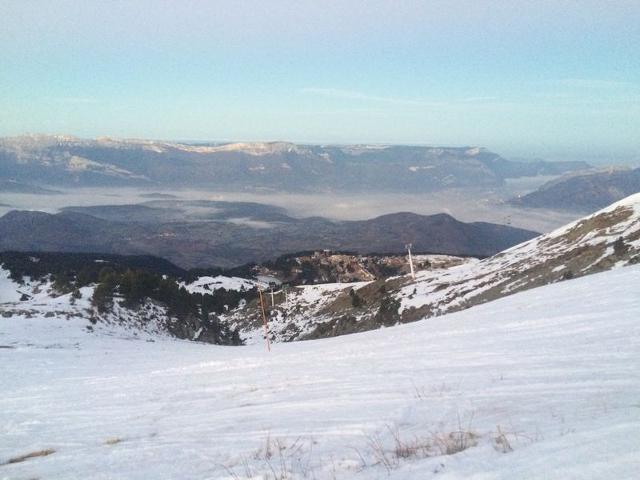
(406, 243, 415, 279)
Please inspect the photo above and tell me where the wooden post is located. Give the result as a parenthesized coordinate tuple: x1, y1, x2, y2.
(258, 289, 271, 352)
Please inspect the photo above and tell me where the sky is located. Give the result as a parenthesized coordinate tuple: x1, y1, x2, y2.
(1, 0, 639, 162)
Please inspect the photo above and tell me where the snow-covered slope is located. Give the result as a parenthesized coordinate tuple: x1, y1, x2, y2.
(0, 271, 226, 343)
(223, 193, 640, 342)
(180, 275, 264, 294)
(395, 191, 640, 319)
(1, 266, 639, 479)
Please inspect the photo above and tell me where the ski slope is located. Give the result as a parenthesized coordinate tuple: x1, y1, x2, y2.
(1, 266, 639, 479)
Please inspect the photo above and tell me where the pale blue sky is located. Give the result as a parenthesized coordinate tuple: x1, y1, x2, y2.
(1, 0, 639, 161)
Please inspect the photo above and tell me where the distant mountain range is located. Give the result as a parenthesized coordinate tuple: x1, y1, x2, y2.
(0, 135, 589, 192)
(0, 200, 537, 268)
(510, 167, 640, 212)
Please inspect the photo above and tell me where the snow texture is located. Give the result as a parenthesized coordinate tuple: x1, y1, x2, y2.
(180, 275, 264, 294)
(1, 265, 639, 479)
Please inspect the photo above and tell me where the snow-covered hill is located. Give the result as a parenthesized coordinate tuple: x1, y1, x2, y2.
(0, 269, 238, 344)
(224, 193, 640, 342)
(394, 191, 640, 319)
(1, 265, 639, 479)
(180, 275, 265, 294)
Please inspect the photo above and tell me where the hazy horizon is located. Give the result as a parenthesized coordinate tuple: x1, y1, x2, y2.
(1, 0, 639, 162)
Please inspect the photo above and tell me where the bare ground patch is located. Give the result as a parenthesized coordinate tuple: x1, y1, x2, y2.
(2, 449, 56, 466)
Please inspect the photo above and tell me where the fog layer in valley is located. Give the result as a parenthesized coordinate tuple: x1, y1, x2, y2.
(0, 177, 578, 233)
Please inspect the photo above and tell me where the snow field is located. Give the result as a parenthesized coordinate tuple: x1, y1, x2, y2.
(181, 276, 265, 295)
(1, 266, 639, 479)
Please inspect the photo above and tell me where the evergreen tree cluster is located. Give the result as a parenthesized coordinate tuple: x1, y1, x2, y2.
(0, 252, 256, 346)
(90, 267, 253, 345)
(90, 266, 257, 319)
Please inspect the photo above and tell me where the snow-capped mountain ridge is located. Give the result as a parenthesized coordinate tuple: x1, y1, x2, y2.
(0, 134, 590, 191)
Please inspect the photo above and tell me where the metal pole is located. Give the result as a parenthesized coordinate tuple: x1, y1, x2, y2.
(258, 289, 271, 352)
(406, 243, 415, 279)
(283, 286, 288, 320)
